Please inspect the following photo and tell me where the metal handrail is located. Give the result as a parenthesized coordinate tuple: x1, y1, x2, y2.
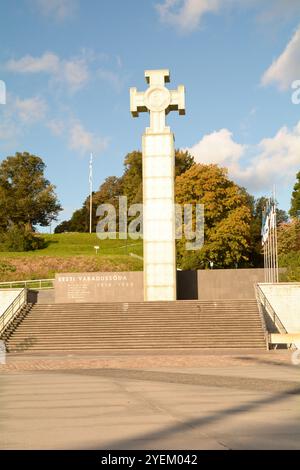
(256, 284, 287, 334)
(0, 288, 27, 336)
(254, 284, 269, 349)
(0, 279, 54, 290)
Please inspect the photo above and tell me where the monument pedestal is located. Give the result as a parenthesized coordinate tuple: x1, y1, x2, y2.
(143, 132, 177, 301)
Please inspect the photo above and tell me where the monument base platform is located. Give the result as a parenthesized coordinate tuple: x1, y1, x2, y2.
(5, 299, 267, 353)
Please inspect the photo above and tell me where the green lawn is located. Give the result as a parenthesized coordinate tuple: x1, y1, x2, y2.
(0, 233, 143, 282)
(0, 233, 143, 258)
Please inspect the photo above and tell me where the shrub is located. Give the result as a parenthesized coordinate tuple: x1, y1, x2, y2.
(0, 226, 45, 252)
(279, 250, 300, 282)
(0, 261, 16, 273)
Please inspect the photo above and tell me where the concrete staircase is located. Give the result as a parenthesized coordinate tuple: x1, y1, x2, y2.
(5, 300, 267, 352)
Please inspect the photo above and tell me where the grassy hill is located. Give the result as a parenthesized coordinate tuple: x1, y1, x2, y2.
(0, 233, 143, 282)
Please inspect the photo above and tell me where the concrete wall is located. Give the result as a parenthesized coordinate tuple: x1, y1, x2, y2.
(53, 269, 264, 303)
(197, 269, 264, 300)
(0, 289, 23, 317)
(28, 290, 55, 304)
(259, 283, 300, 347)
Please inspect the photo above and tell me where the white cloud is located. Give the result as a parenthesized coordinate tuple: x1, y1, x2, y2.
(261, 26, 300, 90)
(46, 118, 110, 156)
(0, 94, 47, 148)
(68, 121, 109, 155)
(188, 128, 245, 165)
(6, 52, 90, 92)
(14, 96, 47, 123)
(61, 57, 89, 92)
(97, 69, 123, 92)
(0, 92, 109, 157)
(0, 118, 18, 141)
(156, 0, 222, 32)
(156, 0, 300, 33)
(6, 51, 123, 93)
(31, 0, 78, 21)
(46, 119, 65, 136)
(188, 122, 300, 191)
(257, 0, 300, 23)
(6, 52, 59, 74)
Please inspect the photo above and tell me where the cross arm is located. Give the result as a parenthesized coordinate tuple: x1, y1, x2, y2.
(168, 85, 185, 115)
(130, 87, 147, 117)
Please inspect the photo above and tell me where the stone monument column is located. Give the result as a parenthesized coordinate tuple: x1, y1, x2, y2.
(130, 69, 185, 301)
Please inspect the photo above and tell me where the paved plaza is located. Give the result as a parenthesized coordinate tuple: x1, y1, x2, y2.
(0, 350, 299, 450)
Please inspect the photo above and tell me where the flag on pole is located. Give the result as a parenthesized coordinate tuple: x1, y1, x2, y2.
(261, 199, 276, 245)
(261, 200, 271, 246)
(270, 203, 276, 230)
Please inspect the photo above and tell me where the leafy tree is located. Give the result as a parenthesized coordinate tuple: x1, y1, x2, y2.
(277, 219, 300, 255)
(54, 220, 72, 234)
(56, 150, 195, 233)
(122, 149, 194, 204)
(122, 151, 143, 204)
(56, 176, 123, 233)
(248, 196, 264, 267)
(55, 206, 88, 233)
(174, 150, 194, 176)
(94, 176, 123, 207)
(0, 152, 61, 230)
(279, 251, 300, 282)
(277, 220, 300, 281)
(93, 176, 124, 231)
(247, 197, 288, 267)
(277, 207, 289, 225)
(290, 171, 300, 219)
(0, 225, 45, 252)
(175, 164, 252, 269)
(70, 207, 89, 232)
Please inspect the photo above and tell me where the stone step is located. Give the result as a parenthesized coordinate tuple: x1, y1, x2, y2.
(11, 327, 262, 333)
(18, 318, 262, 324)
(10, 324, 264, 330)
(28, 306, 258, 310)
(9, 344, 266, 349)
(8, 334, 265, 341)
(5, 299, 266, 352)
(18, 312, 262, 317)
(8, 339, 266, 345)
(12, 327, 262, 333)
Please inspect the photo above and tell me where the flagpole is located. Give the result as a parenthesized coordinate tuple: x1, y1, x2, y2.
(267, 220, 270, 282)
(270, 198, 274, 283)
(264, 237, 267, 282)
(267, 199, 271, 283)
(89, 153, 93, 234)
(272, 195, 276, 283)
(270, 198, 273, 283)
(273, 185, 279, 283)
(262, 207, 266, 282)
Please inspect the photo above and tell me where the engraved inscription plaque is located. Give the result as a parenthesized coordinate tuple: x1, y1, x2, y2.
(54, 272, 143, 303)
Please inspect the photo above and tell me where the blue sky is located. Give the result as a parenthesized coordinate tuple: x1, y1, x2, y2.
(0, 0, 300, 229)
